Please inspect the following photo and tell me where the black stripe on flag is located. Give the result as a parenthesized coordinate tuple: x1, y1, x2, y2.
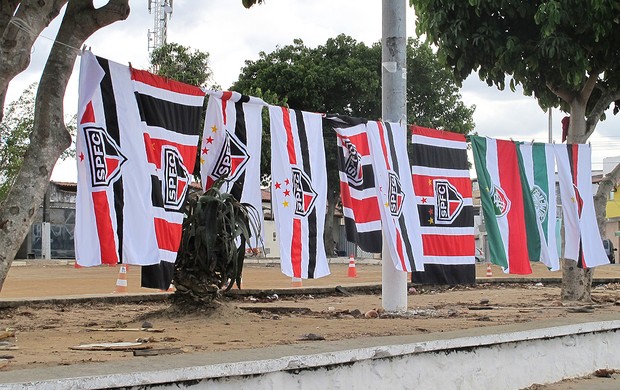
(412, 264, 476, 285)
(98, 56, 124, 262)
(134, 92, 203, 135)
(230, 99, 248, 201)
(344, 217, 382, 253)
(418, 205, 474, 228)
(384, 122, 417, 270)
(410, 143, 468, 170)
(295, 110, 317, 278)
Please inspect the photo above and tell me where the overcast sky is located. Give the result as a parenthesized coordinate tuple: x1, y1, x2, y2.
(8, 0, 620, 181)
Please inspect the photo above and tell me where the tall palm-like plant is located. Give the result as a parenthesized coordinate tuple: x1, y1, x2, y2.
(173, 178, 260, 305)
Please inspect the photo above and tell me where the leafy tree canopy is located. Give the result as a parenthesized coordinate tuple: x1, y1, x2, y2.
(410, 0, 620, 141)
(149, 43, 212, 87)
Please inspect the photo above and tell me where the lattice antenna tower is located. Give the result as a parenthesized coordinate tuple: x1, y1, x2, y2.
(147, 0, 173, 51)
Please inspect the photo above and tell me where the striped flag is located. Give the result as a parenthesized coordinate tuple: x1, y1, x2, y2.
(366, 121, 424, 272)
(269, 106, 330, 279)
(410, 126, 475, 285)
(131, 66, 205, 289)
(200, 91, 265, 249)
(329, 116, 382, 253)
(76, 51, 159, 267)
(554, 144, 608, 268)
(471, 136, 540, 274)
(519, 142, 560, 271)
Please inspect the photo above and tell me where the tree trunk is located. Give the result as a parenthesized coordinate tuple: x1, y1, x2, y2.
(0, 0, 130, 292)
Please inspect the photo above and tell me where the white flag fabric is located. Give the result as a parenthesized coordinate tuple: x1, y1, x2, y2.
(519, 142, 560, 271)
(554, 144, 608, 268)
(200, 91, 266, 250)
(76, 52, 159, 267)
(366, 121, 424, 272)
(269, 106, 330, 279)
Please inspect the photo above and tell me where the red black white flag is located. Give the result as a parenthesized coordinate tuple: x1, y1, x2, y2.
(409, 126, 476, 285)
(269, 106, 330, 279)
(200, 91, 265, 250)
(328, 116, 382, 253)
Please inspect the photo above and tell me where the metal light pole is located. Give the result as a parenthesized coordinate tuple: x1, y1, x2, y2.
(381, 0, 408, 312)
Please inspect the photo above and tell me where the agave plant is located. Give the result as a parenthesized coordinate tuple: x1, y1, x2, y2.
(173, 178, 261, 305)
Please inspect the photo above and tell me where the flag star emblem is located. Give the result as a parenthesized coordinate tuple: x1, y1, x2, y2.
(282, 200, 289, 207)
(202, 147, 208, 155)
(275, 182, 282, 189)
(206, 136, 214, 144)
(421, 197, 427, 204)
(285, 178, 290, 185)
(79, 152, 84, 162)
(211, 125, 218, 133)
(283, 189, 290, 197)
(428, 178, 432, 185)
(571, 196, 576, 203)
(385, 201, 389, 207)
(428, 217, 434, 224)
(200, 157, 205, 164)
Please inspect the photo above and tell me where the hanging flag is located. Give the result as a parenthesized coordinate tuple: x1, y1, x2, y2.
(130, 65, 205, 289)
(269, 106, 330, 279)
(328, 116, 382, 253)
(366, 121, 424, 272)
(471, 136, 540, 274)
(75, 51, 159, 267)
(554, 144, 608, 268)
(409, 126, 475, 285)
(200, 91, 266, 250)
(519, 142, 560, 271)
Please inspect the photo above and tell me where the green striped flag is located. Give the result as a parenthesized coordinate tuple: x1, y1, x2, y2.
(471, 136, 540, 274)
(518, 142, 560, 271)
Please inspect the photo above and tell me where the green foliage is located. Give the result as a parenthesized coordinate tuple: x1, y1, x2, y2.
(0, 83, 75, 201)
(149, 43, 212, 87)
(233, 34, 475, 180)
(173, 179, 260, 305)
(410, 0, 620, 114)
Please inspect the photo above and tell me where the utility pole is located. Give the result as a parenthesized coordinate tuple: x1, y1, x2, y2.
(147, 0, 173, 51)
(381, 0, 408, 312)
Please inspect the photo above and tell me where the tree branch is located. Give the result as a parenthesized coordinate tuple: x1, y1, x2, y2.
(584, 89, 620, 140)
(546, 81, 574, 104)
(578, 70, 601, 105)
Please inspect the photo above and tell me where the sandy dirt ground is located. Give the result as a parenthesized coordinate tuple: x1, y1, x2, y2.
(1, 261, 620, 389)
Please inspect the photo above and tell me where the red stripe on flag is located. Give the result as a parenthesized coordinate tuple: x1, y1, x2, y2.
(130, 68, 204, 96)
(412, 175, 473, 198)
(498, 140, 532, 275)
(411, 125, 466, 142)
(291, 218, 302, 278)
(337, 132, 371, 156)
(81, 101, 95, 124)
(143, 133, 198, 171)
(376, 121, 391, 170)
(281, 107, 297, 165)
(340, 181, 381, 223)
(394, 227, 408, 271)
(221, 91, 233, 125)
(92, 191, 119, 265)
(422, 234, 475, 256)
(153, 218, 183, 252)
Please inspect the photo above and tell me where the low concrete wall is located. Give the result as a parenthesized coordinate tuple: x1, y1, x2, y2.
(4, 316, 620, 390)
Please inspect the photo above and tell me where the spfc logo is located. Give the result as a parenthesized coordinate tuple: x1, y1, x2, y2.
(83, 126, 127, 188)
(434, 179, 464, 224)
(342, 138, 363, 186)
(388, 171, 404, 217)
(211, 130, 249, 182)
(490, 184, 511, 218)
(163, 147, 190, 211)
(531, 185, 548, 224)
(292, 167, 317, 216)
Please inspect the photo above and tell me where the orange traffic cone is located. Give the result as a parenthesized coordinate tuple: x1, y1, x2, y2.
(485, 263, 493, 277)
(347, 255, 357, 278)
(113, 264, 128, 293)
(292, 276, 303, 288)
